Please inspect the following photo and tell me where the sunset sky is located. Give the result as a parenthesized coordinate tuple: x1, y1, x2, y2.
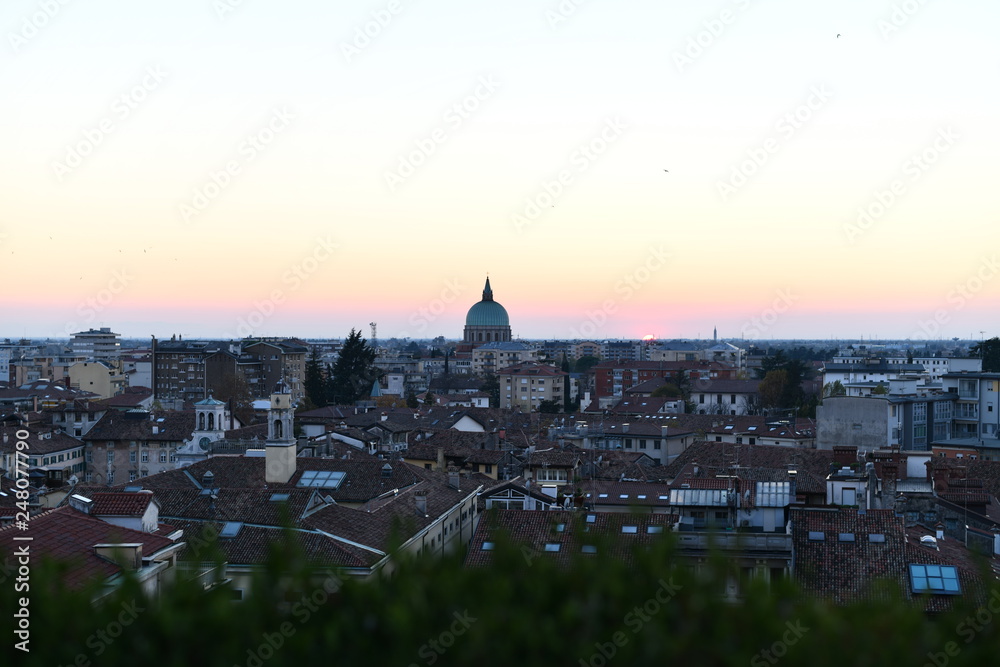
(3, 1, 999, 342)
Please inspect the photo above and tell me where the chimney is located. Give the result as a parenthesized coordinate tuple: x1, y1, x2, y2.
(381, 411, 388, 422)
(69, 494, 92, 514)
(266, 440, 297, 484)
(94, 543, 143, 570)
(833, 445, 857, 466)
(622, 423, 629, 433)
(935, 522, 945, 541)
(436, 447, 446, 472)
(448, 468, 460, 491)
(415, 493, 428, 516)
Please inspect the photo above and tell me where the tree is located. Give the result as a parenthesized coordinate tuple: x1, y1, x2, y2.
(405, 389, 419, 409)
(651, 383, 682, 398)
(304, 347, 328, 408)
(328, 329, 378, 405)
(480, 374, 500, 409)
(538, 399, 560, 414)
(424, 391, 436, 406)
(756, 352, 810, 410)
(970, 337, 1000, 372)
(822, 381, 846, 399)
(872, 383, 889, 395)
(738, 393, 763, 416)
(759, 370, 789, 409)
(574, 355, 601, 374)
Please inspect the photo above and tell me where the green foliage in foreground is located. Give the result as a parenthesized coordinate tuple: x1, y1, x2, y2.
(3, 532, 1000, 667)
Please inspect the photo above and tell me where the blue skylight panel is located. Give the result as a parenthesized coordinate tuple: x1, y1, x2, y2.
(910, 564, 961, 594)
(297, 470, 346, 489)
(219, 522, 243, 538)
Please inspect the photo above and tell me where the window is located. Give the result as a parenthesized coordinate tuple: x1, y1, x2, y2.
(639, 440, 647, 450)
(647, 526, 663, 534)
(654, 440, 661, 450)
(581, 545, 597, 554)
(297, 470, 347, 489)
(536, 469, 568, 482)
(868, 534, 885, 543)
(543, 543, 561, 552)
(621, 525, 638, 534)
(808, 531, 825, 541)
(159, 451, 167, 463)
(129, 452, 137, 463)
(838, 533, 855, 542)
(481, 542, 495, 551)
(909, 564, 960, 594)
(107, 451, 114, 462)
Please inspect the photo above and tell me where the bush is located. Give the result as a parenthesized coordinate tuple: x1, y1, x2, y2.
(3, 530, 999, 666)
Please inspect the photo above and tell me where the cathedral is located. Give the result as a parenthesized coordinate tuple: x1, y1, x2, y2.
(462, 277, 512, 346)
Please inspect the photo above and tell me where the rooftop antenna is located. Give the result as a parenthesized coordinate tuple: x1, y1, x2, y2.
(370, 322, 378, 351)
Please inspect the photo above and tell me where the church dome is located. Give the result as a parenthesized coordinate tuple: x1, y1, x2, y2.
(465, 278, 510, 327)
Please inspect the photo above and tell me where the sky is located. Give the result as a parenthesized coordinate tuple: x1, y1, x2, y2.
(2, 1, 999, 343)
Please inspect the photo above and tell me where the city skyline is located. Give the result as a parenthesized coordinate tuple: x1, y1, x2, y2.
(3, 1, 999, 341)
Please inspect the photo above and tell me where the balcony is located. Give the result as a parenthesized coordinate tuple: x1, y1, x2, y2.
(954, 406, 979, 421)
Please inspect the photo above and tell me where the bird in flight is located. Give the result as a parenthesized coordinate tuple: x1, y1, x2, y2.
(663, 169, 669, 172)
(837, 34, 841, 38)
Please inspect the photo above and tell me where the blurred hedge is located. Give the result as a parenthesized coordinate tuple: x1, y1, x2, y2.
(3, 526, 999, 667)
